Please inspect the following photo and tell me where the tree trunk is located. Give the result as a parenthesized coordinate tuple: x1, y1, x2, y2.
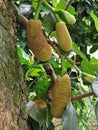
(0, 0, 29, 129)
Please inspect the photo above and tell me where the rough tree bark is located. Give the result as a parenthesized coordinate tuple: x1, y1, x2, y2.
(0, 0, 29, 129)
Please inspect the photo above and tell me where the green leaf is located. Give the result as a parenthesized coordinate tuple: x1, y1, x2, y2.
(17, 46, 30, 65)
(62, 102, 78, 130)
(30, 68, 43, 77)
(90, 44, 98, 53)
(56, 0, 66, 10)
(32, 0, 38, 10)
(81, 59, 95, 75)
(73, 42, 88, 60)
(90, 57, 98, 65)
(90, 12, 98, 32)
(67, 5, 76, 15)
(90, 57, 98, 71)
(42, 13, 56, 32)
(36, 80, 50, 98)
(52, 0, 59, 8)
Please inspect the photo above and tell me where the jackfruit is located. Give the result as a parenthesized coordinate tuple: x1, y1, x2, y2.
(56, 21, 72, 52)
(56, 10, 76, 24)
(51, 74, 71, 118)
(27, 19, 52, 62)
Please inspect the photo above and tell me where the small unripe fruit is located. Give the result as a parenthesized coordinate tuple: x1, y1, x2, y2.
(27, 19, 52, 62)
(51, 74, 71, 118)
(56, 21, 72, 52)
(56, 10, 76, 24)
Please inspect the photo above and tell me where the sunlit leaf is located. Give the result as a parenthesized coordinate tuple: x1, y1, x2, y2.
(92, 76, 98, 96)
(90, 12, 98, 32)
(81, 59, 95, 75)
(62, 102, 78, 130)
(73, 42, 88, 60)
(52, 0, 59, 8)
(67, 5, 76, 15)
(90, 57, 98, 71)
(56, 0, 66, 9)
(90, 57, 98, 65)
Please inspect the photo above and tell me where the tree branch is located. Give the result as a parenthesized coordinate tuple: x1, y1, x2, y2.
(43, 64, 56, 84)
(65, 0, 73, 10)
(71, 91, 94, 102)
(47, 39, 76, 66)
(17, 13, 28, 29)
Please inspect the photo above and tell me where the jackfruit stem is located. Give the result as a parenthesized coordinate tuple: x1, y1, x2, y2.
(34, 1, 42, 20)
(42, 0, 61, 22)
(54, 14, 61, 22)
(42, 0, 55, 13)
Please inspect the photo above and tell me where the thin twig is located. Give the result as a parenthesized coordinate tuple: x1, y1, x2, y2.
(43, 64, 56, 84)
(43, 64, 57, 100)
(47, 39, 76, 66)
(71, 91, 94, 102)
(17, 13, 28, 29)
(65, 0, 73, 10)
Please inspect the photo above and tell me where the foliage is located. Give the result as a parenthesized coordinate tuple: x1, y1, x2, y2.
(15, 0, 98, 129)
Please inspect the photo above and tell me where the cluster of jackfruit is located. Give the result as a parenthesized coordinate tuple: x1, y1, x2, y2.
(26, 17, 73, 61)
(51, 74, 71, 118)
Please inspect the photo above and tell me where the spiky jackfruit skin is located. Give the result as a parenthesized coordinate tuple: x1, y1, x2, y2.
(56, 21, 72, 52)
(51, 74, 71, 118)
(27, 19, 52, 62)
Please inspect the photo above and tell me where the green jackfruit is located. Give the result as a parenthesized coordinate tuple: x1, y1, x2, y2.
(56, 10, 76, 24)
(56, 21, 72, 52)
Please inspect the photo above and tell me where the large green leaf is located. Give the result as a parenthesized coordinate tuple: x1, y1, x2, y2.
(73, 42, 88, 60)
(67, 5, 76, 15)
(56, 0, 66, 9)
(52, 0, 59, 8)
(36, 80, 50, 98)
(42, 13, 56, 32)
(62, 102, 78, 130)
(90, 57, 98, 71)
(81, 58, 95, 75)
(90, 12, 98, 32)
